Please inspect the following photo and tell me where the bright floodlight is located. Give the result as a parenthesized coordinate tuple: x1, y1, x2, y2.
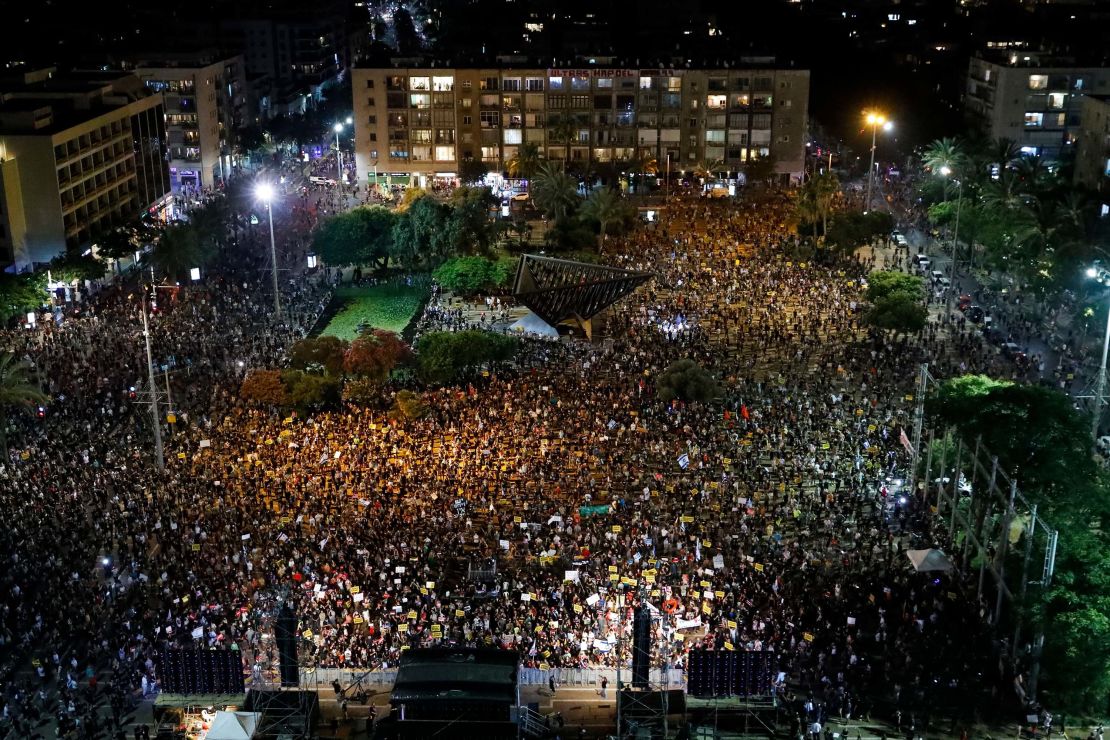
(1088, 267, 1099, 278)
(939, 165, 951, 176)
(334, 122, 344, 132)
(345, 116, 353, 125)
(882, 121, 893, 132)
(256, 183, 274, 201)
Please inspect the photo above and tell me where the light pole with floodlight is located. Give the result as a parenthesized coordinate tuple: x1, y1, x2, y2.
(256, 183, 281, 317)
(1085, 262, 1110, 441)
(333, 123, 345, 185)
(864, 111, 893, 212)
(939, 165, 963, 316)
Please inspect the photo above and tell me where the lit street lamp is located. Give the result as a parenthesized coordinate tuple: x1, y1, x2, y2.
(334, 121, 350, 186)
(864, 111, 893, 212)
(255, 183, 282, 317)
(1085, 262, 1110, 441)
(939, 165, 963, 317)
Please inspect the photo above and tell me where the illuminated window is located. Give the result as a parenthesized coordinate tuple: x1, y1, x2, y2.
(435, 146, 455, 161)
(1048, 92, 1066, 109)
(410, 77, 430, 91)
(707, 95, 727, 110)
(503, 129, 522, 145)
(1024, 112, 1044, 127)
(705, 130, 725, 144)
(432, 76, 454, 91)
(639, 77, 653, 90)
(596, 78, 613, 89)
(1028, 75, 1048, 90)
(549, 77, 564, 90)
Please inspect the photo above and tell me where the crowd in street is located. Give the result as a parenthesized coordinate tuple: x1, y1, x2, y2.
(0, 189, 1032, 738)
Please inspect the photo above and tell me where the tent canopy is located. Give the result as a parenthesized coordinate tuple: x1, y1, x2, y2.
(906, 548, 954, 572)
(509, 311, 559, 338)
(205, 711, 260, 740)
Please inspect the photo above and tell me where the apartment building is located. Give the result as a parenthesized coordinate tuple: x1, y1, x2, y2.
(966, 52, 1110, 160)
(351, 64, 809, 187)
(0, 69, 170, 269)
(130, 52, 248, 192)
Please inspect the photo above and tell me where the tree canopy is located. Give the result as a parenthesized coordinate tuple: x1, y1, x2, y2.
(656, 359, 720, 403)
(312, 206, 396, 267)
(415, 330, 518, 384)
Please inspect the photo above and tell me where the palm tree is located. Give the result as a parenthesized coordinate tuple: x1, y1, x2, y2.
(550, 115, 579, 171)
(507, 141, 543, 181)
(580, 187, 627, 248)
(693, 159, 725, 183)
(796, 182, 822, 240)
(0, 352, 48, 459)
(989, 137, 1023, 172)
(922, 137, 965, 174)
(530, 162, 580, 221)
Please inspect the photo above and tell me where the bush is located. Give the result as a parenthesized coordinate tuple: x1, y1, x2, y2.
(656, 359, 720, 403)
(390, 390, 429, 420)
(281, 370, 340, 410)
(342, 378, 383, 407)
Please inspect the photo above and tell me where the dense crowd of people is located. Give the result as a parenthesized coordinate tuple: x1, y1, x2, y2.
(0, 187, 1028, 738)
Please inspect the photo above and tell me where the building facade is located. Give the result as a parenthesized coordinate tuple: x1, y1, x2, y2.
(966, 53, 1110, 160)
(131, 53, 248, 192)
(0, 70, 171, 269)
(1075, 94, 1110, 211)
(351, 65, 809, 187)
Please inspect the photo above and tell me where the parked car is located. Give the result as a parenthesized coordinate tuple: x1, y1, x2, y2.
(958, 295, 973, 311)
(913, 254, 929, 265)
(930, 270, 945, 283)
(891, 230, 909, 247)
(1001, 342, 1028, 363)
(966, 306, 986, 323)
(937, 277, 952, 289)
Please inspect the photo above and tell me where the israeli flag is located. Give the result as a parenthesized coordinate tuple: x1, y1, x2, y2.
(677, 453, 690, 469)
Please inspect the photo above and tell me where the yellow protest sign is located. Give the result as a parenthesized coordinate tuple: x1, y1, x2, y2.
(803, 632, 814, 642)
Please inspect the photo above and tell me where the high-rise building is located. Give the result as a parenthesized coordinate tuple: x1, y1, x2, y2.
(1074, 94, 1110, 213)
(0, 69, 171, 269)
(128, 52, 248, 192)
(966, 52, 1110, 160)
(351, 63, 809, 188)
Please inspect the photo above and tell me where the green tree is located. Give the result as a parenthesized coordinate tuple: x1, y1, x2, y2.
(458, 157, 487, 185)
(415, 330, 517, 384)
(432, 256, 513, 295)
(742, 154, 778, 186)
(508, 141, 543, 180)
(0, 273, 46, 323)
(531, 162, 580, 220)
(148, 223, 213, 281)
(579, 187, 631, 248)
(391, 195, 453, 268)
(290, 336, 350, 376)
(0, 351, 48, 458)
(866, 271, 924, 302)
(48, 251, 106, 283)
(922, 136, 966, 174)
(281, 369, 340, 411)
(927, 376, 1095, 503)
(549, 115, 578, 169)
(864, 292, 927, 335)
(313, 206, 396, 268)
(656, 359, 719, 403)
(447, 186, 499, 255)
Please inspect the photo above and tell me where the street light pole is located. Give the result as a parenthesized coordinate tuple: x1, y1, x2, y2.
(945, 176, 963, 317)
(334, 124, 343, 185)
(266, 199, 281, 318)
(140, 299, 164, 471)
(866, 123, 878, 211)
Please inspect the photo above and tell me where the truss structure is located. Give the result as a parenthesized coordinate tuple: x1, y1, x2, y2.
(512, 255, 653, 339)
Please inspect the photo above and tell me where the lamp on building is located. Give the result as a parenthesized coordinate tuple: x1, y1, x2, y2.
(307, 253, 318, 269)
(334, 122, 346, 185)
(189, 267, 201, 282)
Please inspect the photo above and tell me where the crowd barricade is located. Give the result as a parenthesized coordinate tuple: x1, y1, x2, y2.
(308, 665, 684, 689)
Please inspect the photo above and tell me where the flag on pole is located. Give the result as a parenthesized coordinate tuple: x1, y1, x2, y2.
(677, 453, 690, 469)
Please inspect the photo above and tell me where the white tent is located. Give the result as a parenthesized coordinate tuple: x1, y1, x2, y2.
(906, 548, 954, 573)
(509, 311, 559, 338)
(205, 711, 260, 740)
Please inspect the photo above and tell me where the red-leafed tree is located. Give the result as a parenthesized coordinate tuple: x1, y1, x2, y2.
(343, 329, 411, 382)
(240, 370, 289, 406)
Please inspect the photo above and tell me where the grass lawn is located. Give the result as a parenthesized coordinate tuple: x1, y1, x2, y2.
(320, 283, 427, 340)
